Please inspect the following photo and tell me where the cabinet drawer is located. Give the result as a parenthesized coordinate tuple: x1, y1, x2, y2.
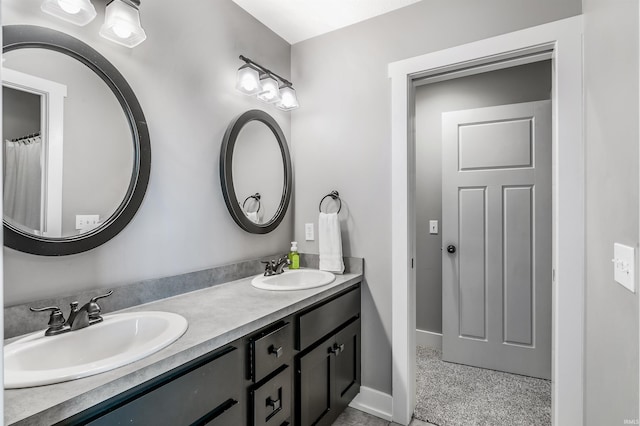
(251, 367, 292, 426)
(250, 322, 292, 383)
(296, 286, 360, 350)
(88, 346, 242, 426)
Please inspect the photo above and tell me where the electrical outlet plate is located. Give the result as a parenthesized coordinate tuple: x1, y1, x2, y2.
(76, 214, 100, 230)
(613, 243, 635, 293)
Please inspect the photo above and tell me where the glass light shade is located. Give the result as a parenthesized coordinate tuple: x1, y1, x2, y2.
(236, 64, 263, 96)
(276, 86, 299, 111)
(41, 0, 97, 26)
(257, 75, 281, 103)
(99, 0, 147, 48)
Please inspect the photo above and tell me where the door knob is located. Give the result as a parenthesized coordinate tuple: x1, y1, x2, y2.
(447, 244, 456, 254)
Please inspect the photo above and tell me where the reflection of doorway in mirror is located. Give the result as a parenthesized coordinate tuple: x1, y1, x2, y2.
(2, 68, 66, 237)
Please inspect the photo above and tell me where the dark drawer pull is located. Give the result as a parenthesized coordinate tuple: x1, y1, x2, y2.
(191, 398, 238, 425)
(267, 397, 281, 411)
(269, 345, 283, 358)
(330, 342, 345, 356)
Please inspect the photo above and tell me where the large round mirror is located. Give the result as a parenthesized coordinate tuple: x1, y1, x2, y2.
(220, 110, 291, 234)
(2, 25, 151, 255)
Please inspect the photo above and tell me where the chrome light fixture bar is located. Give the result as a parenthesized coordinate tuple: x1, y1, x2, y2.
(41, 0, 97, 26)
(236, 55, 299, 110)
(99, 0, 147, 48)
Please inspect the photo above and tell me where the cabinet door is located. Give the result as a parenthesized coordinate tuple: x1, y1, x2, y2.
(297, 319, 361, 426)
(332, 319, 361, 413)
(297, 336, 334, 426)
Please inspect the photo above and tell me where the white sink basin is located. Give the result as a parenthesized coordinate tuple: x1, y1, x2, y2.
(251, 269, 335, 291)
(4, 311, 188, 389)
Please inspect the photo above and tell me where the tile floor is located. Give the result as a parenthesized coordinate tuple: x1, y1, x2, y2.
(332, 407, 436, 426)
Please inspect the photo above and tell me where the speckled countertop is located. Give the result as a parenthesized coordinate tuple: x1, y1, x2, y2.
(4, 271, 362, 425)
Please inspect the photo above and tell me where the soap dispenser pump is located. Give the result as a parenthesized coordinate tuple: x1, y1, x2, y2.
(289, 241, 300, 269)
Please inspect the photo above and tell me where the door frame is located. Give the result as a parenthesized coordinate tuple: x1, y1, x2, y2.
(389, 16, 584, 426)
(2, 68, 66, 237)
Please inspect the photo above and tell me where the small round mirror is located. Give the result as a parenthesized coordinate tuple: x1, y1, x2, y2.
(220, 110, 291, 234)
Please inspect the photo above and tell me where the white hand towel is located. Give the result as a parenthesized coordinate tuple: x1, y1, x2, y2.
(319, 212, 345, 274)
(245, 211, 259, 223)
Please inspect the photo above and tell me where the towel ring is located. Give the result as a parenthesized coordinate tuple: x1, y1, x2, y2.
(319, 190, 342, 213)
(242, 193, 261, 213)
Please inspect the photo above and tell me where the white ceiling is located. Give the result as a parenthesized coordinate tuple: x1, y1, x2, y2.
(232, 0, 422, 44)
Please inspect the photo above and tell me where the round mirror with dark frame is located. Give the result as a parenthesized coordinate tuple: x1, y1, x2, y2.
(220, 110, 292, 234)
(2, 25, 151, 256)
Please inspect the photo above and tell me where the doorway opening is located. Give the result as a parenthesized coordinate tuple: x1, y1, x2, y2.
(389, 16, 584, 426)
(413, 59, 552, 425)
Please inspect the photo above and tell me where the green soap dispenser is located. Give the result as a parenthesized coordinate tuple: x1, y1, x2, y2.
(289, 241, 300, 269)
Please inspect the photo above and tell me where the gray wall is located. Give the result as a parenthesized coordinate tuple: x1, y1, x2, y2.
(415, 61, 551, 334)
(291, 0, 581, 395)
(3, 0, 293, 305)
(3, 87, 41, 140)
(583, 0, 640, 423)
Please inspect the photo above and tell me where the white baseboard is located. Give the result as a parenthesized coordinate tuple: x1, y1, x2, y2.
(416, 329, 442, 350)
(348, 386, 393, 421)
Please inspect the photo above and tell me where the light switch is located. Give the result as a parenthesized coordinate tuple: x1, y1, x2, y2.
(305, 223, 315, 241)
(612, 243, 635, 293)
(429, 220, 438, 235)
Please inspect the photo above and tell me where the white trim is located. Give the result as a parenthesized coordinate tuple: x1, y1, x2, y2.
(416, 329, 442, 350)
(0, 20, 5, 423)
(389, 16, 584, 426)
(2, 68, 66, 237)
(348, 386, 393, 421)
(413, 50, 553, 87)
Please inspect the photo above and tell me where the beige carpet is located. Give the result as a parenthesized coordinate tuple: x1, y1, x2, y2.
(414, 346, 551, 426)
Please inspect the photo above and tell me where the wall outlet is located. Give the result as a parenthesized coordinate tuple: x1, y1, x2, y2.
(76, 214, 100, 230)
(429, 220, 439, 235)
(305, 223, 315, 241)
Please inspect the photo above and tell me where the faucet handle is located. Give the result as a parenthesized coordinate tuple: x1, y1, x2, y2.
(90, 290, 114, 304)
(262, 260, 276, 276)
(29, 306, 66, 330)
(87, 290, 113, 318)
(29, 306, 61, 313)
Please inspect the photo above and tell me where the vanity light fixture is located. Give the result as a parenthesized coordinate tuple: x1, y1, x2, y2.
(276, 85, 299, 111)
(236, 55, 299, 110)
(41, 0, 97, 26)
(257, 74, 281, 103)
(236, 63, 263, 96)
(99, 0, 147, 48)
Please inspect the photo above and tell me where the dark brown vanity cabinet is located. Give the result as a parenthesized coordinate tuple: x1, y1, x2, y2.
(246, 284, 360, 426)
(295, 286, 361, 426)
(58, 283, 360, 426)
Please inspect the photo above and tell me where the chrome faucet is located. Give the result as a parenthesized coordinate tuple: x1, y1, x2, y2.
(262, 256, 291, 276)
(274, 256, 291, 274)
(30, 290, 114, 336)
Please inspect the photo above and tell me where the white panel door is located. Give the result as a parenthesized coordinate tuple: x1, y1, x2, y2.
(441, 101, 551, 379)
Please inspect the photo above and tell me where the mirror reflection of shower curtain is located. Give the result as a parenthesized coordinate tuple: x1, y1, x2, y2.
(3, 136, 42, 231)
